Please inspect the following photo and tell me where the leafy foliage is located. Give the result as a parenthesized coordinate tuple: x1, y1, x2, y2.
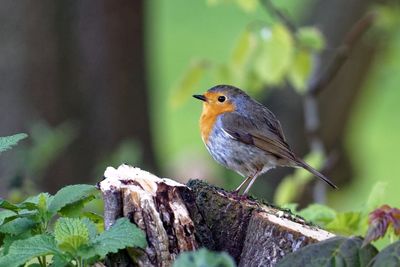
(369, 240, 400, 267)
(277, 236, 378, 267)
(0, 184, 146, 267)
(172, 21, 326, 104)
(0, 133, 28, 154)
(173, 248, 236, 267)
(363, 205, 400, 246)
(0, 234, 62, 267)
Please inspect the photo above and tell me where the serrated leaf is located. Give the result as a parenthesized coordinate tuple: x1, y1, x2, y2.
(0, 210, 17, 225)
(297, 27, 325, 51)
(288, 49, 313, 93)
(20, 193, 53, 212)
(173, 248, 236, 267)
(50, 254, 71, 267)
(363, 205, 400, 246)
(0, 217, 37, 235)
(48, 184, 97, 214)
(277, 236, 378, 267)
(0, 234, 61, 267)
(81, 211, 104, 234)
(370, 240, 400, 266)
(92, 218, 147, 258)
(0, 133, 28, 154)
(1, 231, 32, 255)
(254, 24, 294, 85)
(81, 217, 98, 240)
(0, 198, 20, 212)
(54, 217, 89, 253)
(298, 204, 337, 227)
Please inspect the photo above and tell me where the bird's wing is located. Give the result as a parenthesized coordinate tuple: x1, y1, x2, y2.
(221, 111, 296, 162)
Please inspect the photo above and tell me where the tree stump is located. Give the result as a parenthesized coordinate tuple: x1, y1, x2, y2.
(98, 164, 335, 267)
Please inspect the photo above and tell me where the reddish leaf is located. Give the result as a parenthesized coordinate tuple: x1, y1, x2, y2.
(363, 205, 400, 246)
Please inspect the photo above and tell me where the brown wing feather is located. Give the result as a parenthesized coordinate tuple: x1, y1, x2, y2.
(221, 112, 338, 189)
(221, 112, 296, 162)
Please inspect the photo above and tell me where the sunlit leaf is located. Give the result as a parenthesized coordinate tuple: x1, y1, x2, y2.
(254, 24, 294, 85)
(366, 182, 388, 212)
(298, 204, 337, 227)
(231, 30, 257, 69)
(170, 60, 210, 108)
(297, 27, 325, 51)
(54, 217, 89, 254)
(206, 0, 258, 12)
(236, 0, 258, 13)
(326, 212, 363, 236)
(288, 49, 313, 93)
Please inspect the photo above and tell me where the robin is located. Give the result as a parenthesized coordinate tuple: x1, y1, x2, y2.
(193, 84, 337, 195)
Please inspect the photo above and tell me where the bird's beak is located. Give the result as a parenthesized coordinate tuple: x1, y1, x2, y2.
(193, 94, 207, 102)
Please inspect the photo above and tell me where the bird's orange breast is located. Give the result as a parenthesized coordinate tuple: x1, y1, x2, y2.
(199, 96, 235, 143)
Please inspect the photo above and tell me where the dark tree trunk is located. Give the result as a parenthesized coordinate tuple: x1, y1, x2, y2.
(0, 0, 158, 193)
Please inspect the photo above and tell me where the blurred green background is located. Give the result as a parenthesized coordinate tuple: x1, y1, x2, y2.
(0, 0, 399, 213)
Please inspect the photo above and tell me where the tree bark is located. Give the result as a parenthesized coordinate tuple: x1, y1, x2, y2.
(99, 165, 334, 267)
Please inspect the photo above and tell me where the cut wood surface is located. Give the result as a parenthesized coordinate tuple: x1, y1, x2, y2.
(98, 164, 335, 267)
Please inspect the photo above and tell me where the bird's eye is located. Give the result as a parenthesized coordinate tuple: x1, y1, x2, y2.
(218, 96, 226, 102)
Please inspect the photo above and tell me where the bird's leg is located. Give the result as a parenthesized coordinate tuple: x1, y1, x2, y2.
(242, 171, 261, 195)
(233, 175, 253, 194)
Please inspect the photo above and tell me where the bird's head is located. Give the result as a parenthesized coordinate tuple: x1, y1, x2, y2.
(193, 84, 249, 116)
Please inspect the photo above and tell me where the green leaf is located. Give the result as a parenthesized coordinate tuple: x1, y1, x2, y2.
(170, 60, 209, 108)
(0, 210, 17, 225)
(254, 24, 294, 85)
(297, 27, 325, 51)
(54, 217, 89, 254)
(0, 217, 37, 235)
(1, 231, 32, 255)
(366, 182, 388, 212)
(326, 212, 364, 236)
(277, 236, 378, 267)
(370, 240, 400, 266)
(288, 49, 313, 93)
(298, 204, 337, 227)
(173, 248, 236, 267)
(231, 30, 257, 69)
(0, 133, 28, 154)
(48, 184, 97, 214)
(81, 217, 98, 240)
(81, 211, 104, 234)
(0, 198, 20, 212)
(0, 234, 61, 267)
(236, 0, 258, 12)
(58, 194, 96, 217)
(91, 218, 147, 258)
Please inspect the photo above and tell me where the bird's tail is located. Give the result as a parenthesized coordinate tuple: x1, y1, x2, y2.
(295, 158, 338, 189)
